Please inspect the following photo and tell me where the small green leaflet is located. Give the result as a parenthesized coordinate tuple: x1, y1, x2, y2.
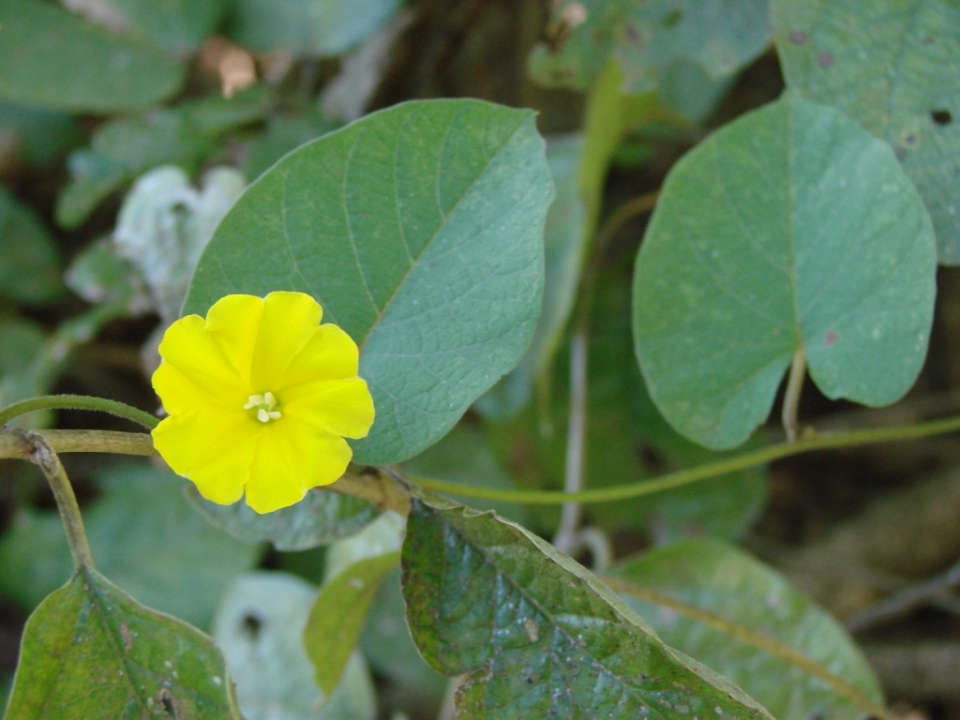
(633, 93, 937, 449)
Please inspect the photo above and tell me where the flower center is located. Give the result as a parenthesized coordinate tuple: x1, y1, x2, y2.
(244, 391, 282, 423)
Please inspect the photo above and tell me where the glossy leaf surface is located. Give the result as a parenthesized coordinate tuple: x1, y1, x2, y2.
(633, 94, 937, 449)
(185, 99, 554, 464)
(401, 496, 773, 719)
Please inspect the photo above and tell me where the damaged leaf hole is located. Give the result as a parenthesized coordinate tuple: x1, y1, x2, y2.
(931, 109, 952, 126)
(241, 612, 263, 639)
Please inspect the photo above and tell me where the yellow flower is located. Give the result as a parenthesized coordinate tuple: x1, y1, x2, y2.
(151, 291, 375, 514)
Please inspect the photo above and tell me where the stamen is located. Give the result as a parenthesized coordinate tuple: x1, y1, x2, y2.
(246, 393, 282, 423)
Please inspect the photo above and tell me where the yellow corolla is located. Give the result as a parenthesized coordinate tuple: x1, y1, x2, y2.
(151, 291, 375, 514)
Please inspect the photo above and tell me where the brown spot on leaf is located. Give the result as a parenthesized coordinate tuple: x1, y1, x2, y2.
(817, 52, 834, 68)
(824, 331, 839, 347)
(158, 689, 182, 720)
(119, 623, 133, 653)
(788, 29, 808, 44)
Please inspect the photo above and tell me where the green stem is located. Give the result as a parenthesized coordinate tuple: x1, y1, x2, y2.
(8, 428, 95, 571)
(408, 412, 960, 505)
(0, 394, 158, 430)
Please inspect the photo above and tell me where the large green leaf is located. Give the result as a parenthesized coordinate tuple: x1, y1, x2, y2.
(401, 496, 774, 719)
(0, 0, 184, 113)
(185, 99, 554, 465)
(529, 0, 770, 93)
(633, 93, 937, 449)
(4, 567, 240, 719)
(188, 485, 379, 551)
(0, 463, 258, 628)
(607, 539, 886, 720)
(229, 0, 402, 56)
(773, 0, 960, 264)
(0, 187, 60, 305)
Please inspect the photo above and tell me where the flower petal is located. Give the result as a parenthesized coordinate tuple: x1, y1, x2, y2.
(283, 378, 375, 439)
(152, 362, 240, 416)
(286, 419, 353, 489)
(204, 294, 265, 385)
(243, 420, 353, 513)
(152, 410, 259, 504)
(251, 292, 323, 391)
(157, 315, 246, 409)
(280, 324, 361, 388)
(243, 423, 307, 513)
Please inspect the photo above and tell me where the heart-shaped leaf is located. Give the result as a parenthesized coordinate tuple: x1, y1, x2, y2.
(633, 93, 937, 449)
(773, 0, 960, 264)
(401, 495, 774, 719)
(606, 539, 886, 720)
(184, 99, 554, 464)
(5, 567, 240, 719)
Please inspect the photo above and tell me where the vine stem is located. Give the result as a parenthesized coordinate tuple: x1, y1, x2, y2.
(406, 412, 960, 505)
(6, 428, 94, 571)
(5, 413, 960, 508)
(781, 350, 807, 442)
(0, 394, 159, 430)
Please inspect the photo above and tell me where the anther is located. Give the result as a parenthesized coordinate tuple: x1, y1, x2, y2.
(245, 392, 282, 422)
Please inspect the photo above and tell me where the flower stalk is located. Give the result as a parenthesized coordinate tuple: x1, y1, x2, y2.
(6, 428, 94, 571)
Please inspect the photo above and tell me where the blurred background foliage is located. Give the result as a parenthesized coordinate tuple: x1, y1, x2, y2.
(1, 0, 959, 718)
